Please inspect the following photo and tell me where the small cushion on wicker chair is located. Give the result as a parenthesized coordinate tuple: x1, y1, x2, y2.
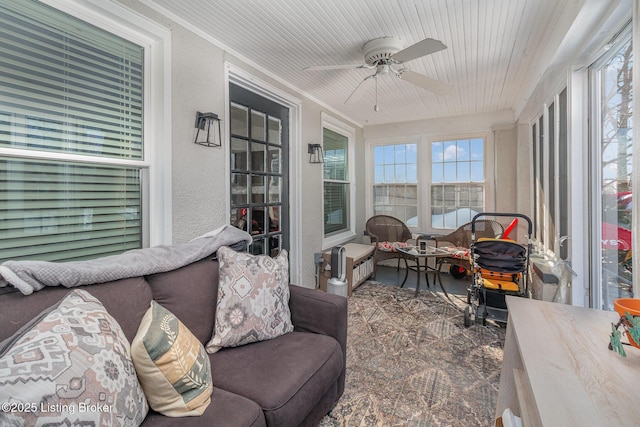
(377, 241, 410, 252)
(440, 246, 470, 259)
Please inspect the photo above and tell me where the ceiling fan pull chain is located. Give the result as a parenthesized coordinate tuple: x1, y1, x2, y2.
(374, 77, 380, 112)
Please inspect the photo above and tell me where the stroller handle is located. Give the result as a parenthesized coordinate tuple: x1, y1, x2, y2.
(471, 212, 533, 236)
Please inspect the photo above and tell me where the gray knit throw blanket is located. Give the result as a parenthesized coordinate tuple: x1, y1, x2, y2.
(0, 225, 252, 295)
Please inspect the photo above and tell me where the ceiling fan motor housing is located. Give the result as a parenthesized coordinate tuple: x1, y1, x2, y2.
(363, 36, 405, 65)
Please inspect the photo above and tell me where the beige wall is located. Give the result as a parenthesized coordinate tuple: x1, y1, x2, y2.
(493, 124, 519, 214)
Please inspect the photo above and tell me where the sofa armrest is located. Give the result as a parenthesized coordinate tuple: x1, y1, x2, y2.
(288, 284, 348, 397)
(288, 284, 347, 356)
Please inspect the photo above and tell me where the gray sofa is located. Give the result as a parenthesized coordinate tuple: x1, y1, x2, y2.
(0, 255, 348, 426)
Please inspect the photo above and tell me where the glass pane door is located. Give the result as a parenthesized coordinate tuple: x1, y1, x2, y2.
(229, 84, 288, 256)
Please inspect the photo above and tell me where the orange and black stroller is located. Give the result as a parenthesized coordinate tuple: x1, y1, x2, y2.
(464, 213, 532, 327)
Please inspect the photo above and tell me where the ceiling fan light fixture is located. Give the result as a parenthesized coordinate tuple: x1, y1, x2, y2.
(307, 35, 451, 108)
(376, 64, 390, 75)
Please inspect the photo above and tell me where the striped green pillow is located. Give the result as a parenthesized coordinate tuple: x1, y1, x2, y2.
(131, 301, 212, 417)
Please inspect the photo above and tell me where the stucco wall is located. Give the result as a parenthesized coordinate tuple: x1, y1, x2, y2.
(115, 0, 229, 243)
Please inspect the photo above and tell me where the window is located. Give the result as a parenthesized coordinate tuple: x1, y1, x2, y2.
(0, 0, 165, 262)
(558, 88, 569, 260)
(532, 123, 539, 238)
(548, 102, 556, 251)
(589, 26, 633, 310)
(323, 128, 349, 235)
(536, 89, 568, 258)
(430, 138, 484, 229)
(372, 143, 418, 227)
(322, 116, 354, 245)
(536, 116, 545, 244)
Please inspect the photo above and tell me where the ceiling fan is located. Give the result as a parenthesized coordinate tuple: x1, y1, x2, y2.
(304, 36, 452, 110)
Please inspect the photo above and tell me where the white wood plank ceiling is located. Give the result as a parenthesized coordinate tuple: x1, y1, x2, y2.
(141, 0, 602, 126)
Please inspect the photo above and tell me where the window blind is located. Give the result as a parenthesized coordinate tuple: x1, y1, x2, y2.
(0, 157, 141, 262)
(324, 182, 348, 234)
(0, 0, 145, 263)
(0, 0, 143, 159)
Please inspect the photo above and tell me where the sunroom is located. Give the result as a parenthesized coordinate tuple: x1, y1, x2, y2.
(0, 0, 637, 308)
(2, 1, 640, 426)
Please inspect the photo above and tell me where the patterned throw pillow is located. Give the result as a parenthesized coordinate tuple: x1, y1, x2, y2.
(206, 246, 293, 354)
(131, 301, 212, 417)
(0, 290, 147, 426)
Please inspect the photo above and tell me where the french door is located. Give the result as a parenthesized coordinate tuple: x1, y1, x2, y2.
(229, 83, 289, 256)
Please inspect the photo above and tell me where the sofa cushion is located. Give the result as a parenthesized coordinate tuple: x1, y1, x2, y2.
(0, 276, 153, 343)
(132, 301, 213, 417)
(0, 289, 147, 426)
(211, 331, 344, 426)
(141, 387, 266, 427)
(206, 247, 293, 353)
(146, 258, 219, 344)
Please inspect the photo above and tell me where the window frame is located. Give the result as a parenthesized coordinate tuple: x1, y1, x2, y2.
(428, 136, 486, 230)
(530, 88, 569, 258)
(370, 141, 420, 228)
(366, 133, 490, 233)
(0, 0, 172, 257)
(588, 25, 633, 310)
(321, 113, 356, 248)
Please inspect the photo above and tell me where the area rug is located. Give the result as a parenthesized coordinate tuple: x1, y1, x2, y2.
(319, 281, 505, 427)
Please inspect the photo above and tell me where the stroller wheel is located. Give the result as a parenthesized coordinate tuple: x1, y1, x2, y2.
(464, 306, 472, 327)
(450, 265, 467, 279)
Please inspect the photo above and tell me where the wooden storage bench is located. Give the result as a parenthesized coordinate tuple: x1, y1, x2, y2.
(319, 243, 375, 296)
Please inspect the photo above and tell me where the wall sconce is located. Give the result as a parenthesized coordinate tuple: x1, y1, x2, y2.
(194, 111, 222, 147)
(308, 143, 323, 163)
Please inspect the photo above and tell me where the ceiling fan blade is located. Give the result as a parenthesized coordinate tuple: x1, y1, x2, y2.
(391, 38, 447, 63)
(303, 64, 366, 71)
(399, 70, 452, 95)
(344, 75, 376, 104)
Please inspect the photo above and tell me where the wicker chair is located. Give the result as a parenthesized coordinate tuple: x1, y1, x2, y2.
(432, 219, 504, 278)
(365, 215, 413, 279)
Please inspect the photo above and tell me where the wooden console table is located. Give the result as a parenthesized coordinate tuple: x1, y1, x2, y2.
(496, 296, 640, 426)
